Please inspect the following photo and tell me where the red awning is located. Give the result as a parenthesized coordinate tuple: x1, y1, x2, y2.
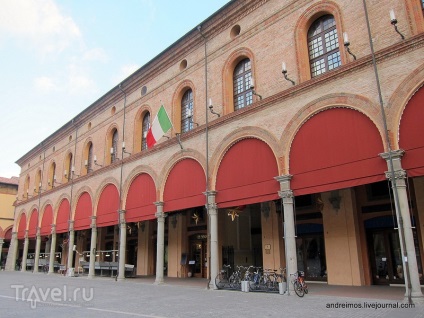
(163, 159, 206, 212)
(96, 184, 119, 227)
(28, 209, 38, 238)
(74, 192, 92, 231)
(290, 108, 386, 195)
(40, 205, 53, 236)
(17, 214, 26, 240)
(399, 86, 424, 177)
(216, 138, 280, 208)
(56, 199, 70, 233)
(126, 173, 157, 222)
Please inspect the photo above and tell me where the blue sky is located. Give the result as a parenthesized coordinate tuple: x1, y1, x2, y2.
(0, 0, 230, 178)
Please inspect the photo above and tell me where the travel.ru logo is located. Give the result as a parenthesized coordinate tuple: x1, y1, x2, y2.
(11, 284, 94, 309)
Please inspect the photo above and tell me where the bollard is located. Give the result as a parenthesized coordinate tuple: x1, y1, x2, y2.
(279, 282, 287, 295)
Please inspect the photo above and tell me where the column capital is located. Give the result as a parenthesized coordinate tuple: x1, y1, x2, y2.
(119, 210, 126, 225)
(155, 211, 167, 220)
(207, 204, 218, 215)
(385, 169, 407, 180)
(0, 238, 4, 244)
(50, 224, 56, 235)
(203, 191, 217, 197)
(379, 149, 405, 161)
(278, 189, 294, 199)
(68, 220, 74, 231)
(24, 230, 29, 239)
(154, 201, 164, 207)
(36, 227, 41, 237)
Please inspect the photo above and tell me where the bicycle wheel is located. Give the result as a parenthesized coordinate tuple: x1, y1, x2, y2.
(215, 273, 226, 289)
(293, 281, 305, 297)
(229, 274, 241, 290)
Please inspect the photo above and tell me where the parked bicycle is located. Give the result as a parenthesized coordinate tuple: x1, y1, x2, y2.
(215, 265, 232, 289)
(42, 263, 49, 274)
(290, 270, 308, 297)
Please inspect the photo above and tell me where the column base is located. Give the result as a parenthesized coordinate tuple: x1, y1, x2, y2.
(154, 278, 164, 285)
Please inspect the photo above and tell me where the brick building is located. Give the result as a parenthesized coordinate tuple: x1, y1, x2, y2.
(6, 0, 424, 297)
(0, 176, 18, 268)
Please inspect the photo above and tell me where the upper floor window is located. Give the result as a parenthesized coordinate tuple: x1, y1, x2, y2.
(308, 15, 341, 77)
(181, 89, 194, 133)
(141, 112, 150, 151)
(65, 153, 73, 182)
(34, 170, 42, 193)
(48, 162, 56, 189)
(85, 142, 93, 174)
(233, 58, 253, 110)
(111, 129, 118, 163)
(24, 175, 30, 198)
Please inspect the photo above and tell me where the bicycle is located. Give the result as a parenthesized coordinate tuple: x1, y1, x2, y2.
(215, 264, 232, 289)
(42, 263, 49, 274)
(228, 265, 243, 290)
(264, 268, 285, 292)
(290, 270, 308, 297)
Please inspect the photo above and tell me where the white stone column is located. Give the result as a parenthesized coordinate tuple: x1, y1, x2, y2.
(380, 150, 423, 298)
(5, 232, 18, 271)
(33, 227, 41, 273)
(21, 230, 29, 272)
(205, 191, 219, 289)
(67, 221, 75, 273)
(0, 238, 4, 267)
(48, 225, 57, 274)
(275, 175, 297, 293)
(155, 202, 166, 284)
(117, 210, 127, 281)
(88, 216, 97, 279)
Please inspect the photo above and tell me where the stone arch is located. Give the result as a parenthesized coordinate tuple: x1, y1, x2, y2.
(280, 93, 384, 173)
(386, 62, 424, 149)
(209, 126, 281, 190)
(122, 165, 159, 209)
(158, 148, 207, 201)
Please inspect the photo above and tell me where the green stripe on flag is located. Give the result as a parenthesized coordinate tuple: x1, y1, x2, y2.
(157, 106, 172, 133)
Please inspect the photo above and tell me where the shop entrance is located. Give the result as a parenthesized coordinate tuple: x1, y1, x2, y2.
(296, 234, 327, 281)
(189, 234, 207, 278)
(367, 229, 403, 285)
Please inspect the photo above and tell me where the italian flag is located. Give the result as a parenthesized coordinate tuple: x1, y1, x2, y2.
(146, 105, 172, 148)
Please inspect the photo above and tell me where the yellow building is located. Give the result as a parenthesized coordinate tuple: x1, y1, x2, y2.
(5, 0, 424, 299)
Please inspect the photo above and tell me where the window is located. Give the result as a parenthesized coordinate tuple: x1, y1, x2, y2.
(24, 175, 30, 198)
(141, 112, 150, 151)
(111, 129, 118, 163)
(65, 153, 73, 182)
(181, 89, 194, 133)
(86, 142, 93, 173)
(48, 162, 56, 189)
(34, 170, 42, 193)
(233, 58, 253, 110)
(308, 15, 341, 77)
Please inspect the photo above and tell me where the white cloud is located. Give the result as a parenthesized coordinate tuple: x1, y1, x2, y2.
(83, 48, 109, 62)
(0, 0, 81, 54)
(113, 64, 140, 84)
(67, 63, 96, 94)
(34, 76, 57, 92)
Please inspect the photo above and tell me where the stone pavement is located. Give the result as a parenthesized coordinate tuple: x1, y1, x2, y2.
(0, 271, 423, 318)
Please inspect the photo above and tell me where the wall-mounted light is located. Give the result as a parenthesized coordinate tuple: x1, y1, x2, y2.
(53, 175, 62, 185)
(175, 133, 184, 150)
(208, 98, 221, 118)
(250, 78, 262, 100)
(71, 166, 80, 177)
(93, 155, 103, 167)
(187, 108, 199, 127)
(282, 62, 295, 85)
(389, 9, 405, 40)
(329, 190, 342, 213)
(122, 141, 131, 156)
(343, 32, 357, 60)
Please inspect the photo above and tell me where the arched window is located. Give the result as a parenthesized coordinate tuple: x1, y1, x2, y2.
(65, 153, 73, 182)
(181, 89, 193, 133)
(233, 58, 253, 110)
(141, 112, 150, 151)
(23, 175, 30, 198)
(87, 143, 93, 172)
(34, 170, 42, 193)
(48, 162, 56, 189)
(111, 129, 118, 163)
(308, 15, 341, 77)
